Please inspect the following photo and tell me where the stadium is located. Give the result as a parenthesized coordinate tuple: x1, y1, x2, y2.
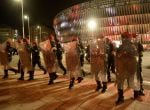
(53, 0, 150, 47)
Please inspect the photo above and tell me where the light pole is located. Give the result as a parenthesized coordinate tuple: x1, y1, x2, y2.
(14, 0, 25, 39)
(24, 15, 30, 41)
(37, 25, 41, 42)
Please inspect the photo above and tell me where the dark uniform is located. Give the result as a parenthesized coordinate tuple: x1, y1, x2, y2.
(31, 42, 46, 75)
(3, 42, 18, 79)
(78, 40, 86, 77)
(136, 42, 145, 95)
(55, 40, 67, 75)
(106, 39, 115, 82)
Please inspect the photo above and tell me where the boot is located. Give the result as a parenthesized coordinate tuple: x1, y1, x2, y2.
(18, 69, 24, 80)
(28, 71, 34, 80)
(101, 82, 107, 93)
(95, 80, 102, 91)
(77, 77, 83, 83)
(53, 72, 58, 80)
(48, 73, 54, 85)
(63, 69, 67, 75)
(134, 90, 139, 99)
(139, 90, 145, 96)
(108, 78, 111, 82)
(107, 71, 111, 82)
(69, 77, 75, 89)
(116, 89, 124, 105)
(8, 68, 18, 74)
(48, 79, 54, 85)
(81, 69, 86, 77)
(139, 85, 145, 96)
(43, 70, 47, 74)
(3, 70, 8, 79)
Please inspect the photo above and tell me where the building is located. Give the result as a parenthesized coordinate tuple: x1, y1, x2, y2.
(53, 0, 150, 47)
(0, 26, 15, 43)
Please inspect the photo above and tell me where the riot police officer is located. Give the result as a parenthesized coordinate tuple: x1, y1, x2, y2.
(3, 41, 18, 79)
(105, 38, 115, 82)
(48, 34, 58, 85)
(55, 38, 67, 75)
(31, 42, 46, 75)
(18, 39, 34, 80)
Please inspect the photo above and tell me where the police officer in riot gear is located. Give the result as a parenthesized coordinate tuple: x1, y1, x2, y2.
(55, 38, 67, 75)
(105, 38, 115, 82)
(48, 34, 58, 85)
(31, 42, 47, 75)
(3, 41, 18, 79)
(18, 39, 34, 80)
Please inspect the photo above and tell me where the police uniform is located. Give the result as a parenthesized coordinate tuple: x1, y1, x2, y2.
(136, 41, 144, 95)
(106, 39, 115, 82)
(3, 42, 18, 79)
(55, 41, 67, 75)
(31, 43, 46, 74)
(116, 33, 140, 105)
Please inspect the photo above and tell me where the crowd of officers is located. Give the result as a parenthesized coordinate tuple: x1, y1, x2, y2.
(1, 31, 145, 105)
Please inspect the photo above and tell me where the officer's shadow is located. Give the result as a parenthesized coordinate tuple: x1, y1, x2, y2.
(95, 87, 140, 110)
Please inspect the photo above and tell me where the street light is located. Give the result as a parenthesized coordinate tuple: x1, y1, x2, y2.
(14, 0, 25, 39)
(37, 25, 41, 42)
(24, 15, 30, 41)
(87, 18, 97, 65)
(87, 19, 97, 32)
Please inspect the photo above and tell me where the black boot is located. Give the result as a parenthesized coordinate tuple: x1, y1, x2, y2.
(69, 77, 75, 89)
(28, 71, 34, 80)
(134, 90, 139, 99)
(139, 85, 145, 96)
(8, 68, 18, 74)
(18, 68, 24, 80)
(48, 73, 54, 85)
(43, 70, 47, 74)
(53, 72, 58, 80)
(95, 80, 102, 91)
(3, 70, 8, 79)
(63, 70, 67, 75)
(101, 82, 107, 93)
(139, 90, 145, 96)
(81, 69, 86, 77)
(107, 70, 111, 82)
(116, 89, 124, 105)
(77, 77, 83, 83)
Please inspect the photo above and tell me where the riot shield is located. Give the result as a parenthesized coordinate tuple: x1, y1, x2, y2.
(64, 41, 80, 77)
(0, 44, 9, 66)
(115, 38, 138, 81)
(90, 38, 106, 75)
(16, 43, 32, 71)
(39, 40, 57, 73)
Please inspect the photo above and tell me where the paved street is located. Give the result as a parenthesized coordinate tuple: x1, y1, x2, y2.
(0, 52, 150, 110)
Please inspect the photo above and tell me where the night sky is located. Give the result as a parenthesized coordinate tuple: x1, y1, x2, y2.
(0, 0, 88, 29)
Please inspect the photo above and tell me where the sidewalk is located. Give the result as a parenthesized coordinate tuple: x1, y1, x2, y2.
(0, 71, 150, 110)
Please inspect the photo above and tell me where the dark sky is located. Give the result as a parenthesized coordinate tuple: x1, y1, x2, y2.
(0, 0, 88, 29)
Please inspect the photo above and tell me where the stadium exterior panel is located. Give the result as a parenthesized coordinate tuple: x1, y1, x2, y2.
(53, 0, 150, 46)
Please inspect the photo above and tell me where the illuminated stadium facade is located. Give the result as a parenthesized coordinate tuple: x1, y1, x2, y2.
(53, 0, 150, 45)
